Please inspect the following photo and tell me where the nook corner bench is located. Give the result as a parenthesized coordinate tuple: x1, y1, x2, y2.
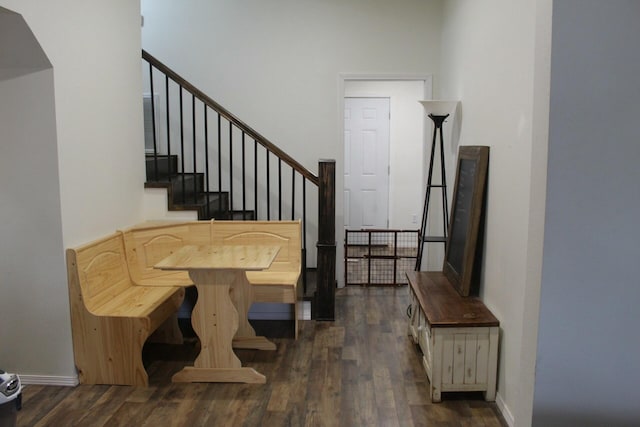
(66, 220, 302, 385)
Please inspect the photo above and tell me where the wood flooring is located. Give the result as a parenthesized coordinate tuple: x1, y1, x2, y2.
(16, 287, 507, 426)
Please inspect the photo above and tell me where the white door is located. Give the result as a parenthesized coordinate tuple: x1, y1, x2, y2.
(344, 97, 390, 230)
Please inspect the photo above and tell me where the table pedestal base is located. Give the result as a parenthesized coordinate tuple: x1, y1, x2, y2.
(172, 367, 266, 384)
(156, 245, 281, 384)
(173, 271, 274, 384)
(231, 270, 277, 351)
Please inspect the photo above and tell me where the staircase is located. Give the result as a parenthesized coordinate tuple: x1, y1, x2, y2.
(145, 154, 235, 220)
(142, 50, 336, 319)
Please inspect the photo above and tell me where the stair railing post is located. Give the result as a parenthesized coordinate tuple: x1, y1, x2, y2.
(315, 159, 336, 321)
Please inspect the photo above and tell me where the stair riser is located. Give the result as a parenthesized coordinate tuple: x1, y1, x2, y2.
(171, 174, 205, 202)
(198, 193, 230, 220)
(145, 155, 178, 180)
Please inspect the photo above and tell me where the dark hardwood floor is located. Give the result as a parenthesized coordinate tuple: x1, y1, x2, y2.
(17, 287, 507, 426)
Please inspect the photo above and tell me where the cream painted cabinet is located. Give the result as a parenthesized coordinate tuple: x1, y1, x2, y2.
(407, 271, 499, 403)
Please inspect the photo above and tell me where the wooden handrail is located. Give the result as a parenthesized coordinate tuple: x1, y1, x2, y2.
(142, 50, 319, 186)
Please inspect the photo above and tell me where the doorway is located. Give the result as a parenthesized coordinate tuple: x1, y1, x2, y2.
(342, 79, 429, 231)
(338, 77, 431, 287)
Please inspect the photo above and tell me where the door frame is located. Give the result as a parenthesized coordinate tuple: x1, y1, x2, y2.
(336, 74, 433, 287)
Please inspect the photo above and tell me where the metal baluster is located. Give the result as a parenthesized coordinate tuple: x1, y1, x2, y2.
(291, 169, 295, 220)
(148, 63, 158, 181)
(165, 74, 171, 177)
(242, 132, 246, 219)
(179, 85, 185, 204)
(204, 106, 210, 218)
(266, 150, 270, 220)
(192, 94, 197, 204)
(217, 113, 222, 215)
(254, 140, 258, 219)
(229, 123, 233, 218)
(278, 159, 282, 220)
(302, 177, 307, 249)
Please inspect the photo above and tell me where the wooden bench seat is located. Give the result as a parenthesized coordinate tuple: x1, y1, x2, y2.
(245, 271, 299, 285)
(90, 285, 181, 318)
(66, 232, 185, 386)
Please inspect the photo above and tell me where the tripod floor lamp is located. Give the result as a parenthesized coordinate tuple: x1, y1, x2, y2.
(415, 100, 460, 271)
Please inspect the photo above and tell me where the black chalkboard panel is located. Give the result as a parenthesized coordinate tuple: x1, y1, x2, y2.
(443, 146, 489, 296)
(447, 158, 476, 276)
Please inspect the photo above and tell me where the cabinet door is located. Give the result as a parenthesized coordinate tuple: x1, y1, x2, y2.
(439, 327, 491, 387)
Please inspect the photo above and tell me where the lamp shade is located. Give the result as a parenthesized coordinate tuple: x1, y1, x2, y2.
(419, 100, 459, 117)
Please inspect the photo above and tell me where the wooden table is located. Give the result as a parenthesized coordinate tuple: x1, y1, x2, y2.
(155, 244, 280, 383)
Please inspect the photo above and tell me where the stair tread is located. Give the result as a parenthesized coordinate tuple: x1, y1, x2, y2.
(146, 172, 204, 183)
(177, 193, 227, 206)
(145, 153, 178, 158)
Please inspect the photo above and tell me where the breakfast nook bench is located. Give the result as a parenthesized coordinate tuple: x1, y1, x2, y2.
(67, 219, 302, 385)
(66, 232, 185, 386)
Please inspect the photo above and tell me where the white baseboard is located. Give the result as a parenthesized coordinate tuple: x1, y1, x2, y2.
(19, 375, 78, 387)
(300, 301, 311, 320)
(496, 392, 515, 427)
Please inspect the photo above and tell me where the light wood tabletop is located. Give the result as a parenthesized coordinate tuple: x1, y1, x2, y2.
(155, 244, 279, 271)
(155, 244, 280, 384)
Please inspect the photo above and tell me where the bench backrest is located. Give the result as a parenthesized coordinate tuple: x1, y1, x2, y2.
(67, 232, 133, 314)
(122, 221, 212, 284)
(210, 220, 301, 273)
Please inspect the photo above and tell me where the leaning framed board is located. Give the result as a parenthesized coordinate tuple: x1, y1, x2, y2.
(443, 146, 489, 296)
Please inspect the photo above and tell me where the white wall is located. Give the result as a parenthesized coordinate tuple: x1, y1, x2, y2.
(0, 0, 147, 249)
(533, 1, 640, 425)
(0, 1, 146, 381)
(143, 188, 198, 221)
(141, 0, 444, 285)
(0, 67, 70, 378)
(438, 1, 551, 425)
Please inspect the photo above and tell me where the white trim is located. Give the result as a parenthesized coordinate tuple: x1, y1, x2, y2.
(19, 374, 79, 387)
(337, 73, 433, 288)
(496, 392, 515, 427)
(339, 73, 434, 83)
(300, 301, 311, 321)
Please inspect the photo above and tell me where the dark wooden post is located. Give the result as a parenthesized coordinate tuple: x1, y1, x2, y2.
(315, 159, 336, 321)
